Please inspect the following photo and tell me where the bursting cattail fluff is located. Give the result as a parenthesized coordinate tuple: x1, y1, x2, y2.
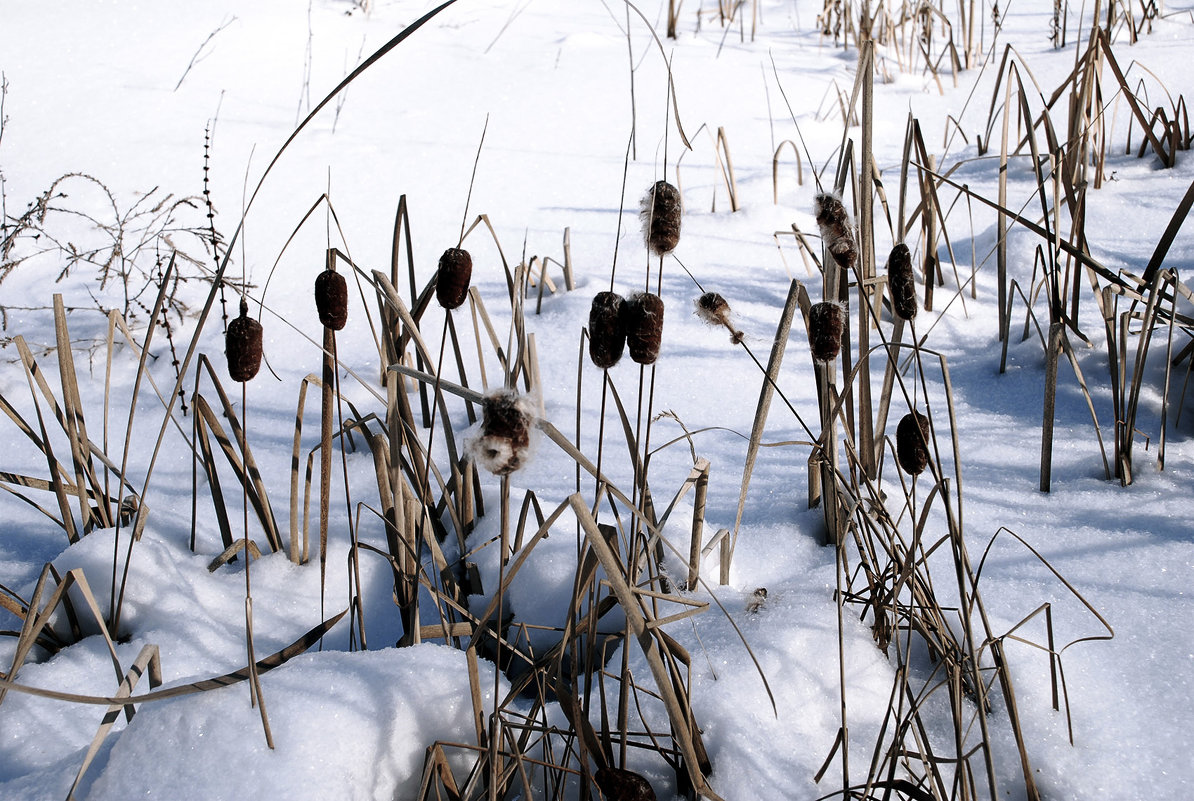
(588, 291, 627, 369)
(225, 298, 263, 383)
(641, 180, 682, 256)
(886, 243, 917, 322)
(624, 292, 665, 365)
(472, 390, 532, 476)
(695, 291, 744, 344)
(314, 268, 348, 330)
(595, 767, 658, 801)
(896, 411, 931, 475)
(436, 247, 473, 310)
(808, 301, 844, 364)
(814, 192, 857, 272)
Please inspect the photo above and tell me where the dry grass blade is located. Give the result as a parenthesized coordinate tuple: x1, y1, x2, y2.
(0, 610, 347, 706)
(732, 279, 802, 552)
(66, 644, 162, 801)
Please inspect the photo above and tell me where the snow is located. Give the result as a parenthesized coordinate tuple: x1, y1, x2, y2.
(2, 1, 1194, 799)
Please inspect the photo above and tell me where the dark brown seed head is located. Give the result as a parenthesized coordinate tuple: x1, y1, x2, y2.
(815, 192, 857, 271)
(314, 268, 348, 330)
(588, 291, 627, 369)
(474, 390, 531, 476)
(642, 180, 682, 256)
(594, 766, 657, 801)
(808, 301, 844, 364)
(436, 247, 473, 310)
(887, 243, 917, 321)
(624, 292, 665, 365)
(896, 411, 931, 475)
(225, 298, 263, 383)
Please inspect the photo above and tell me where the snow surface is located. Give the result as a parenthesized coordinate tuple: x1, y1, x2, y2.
(2, 1, 1194, 799)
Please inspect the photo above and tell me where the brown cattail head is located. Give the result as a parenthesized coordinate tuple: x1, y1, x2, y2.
(695, 291, 744, 344)
(624, 292, 665, 365)
(473, 389, 532, 476)
(314, 268, 348, 330)
(436, 247, 472, 310)
(808, 301, 844, 364)
(642, 180, 682, 256)
(896, 411, 931, 475)
(887, 243, 917, 322)
(588, 291, 627, 369)
(814, 192, 857, 272)
(225, 298, 263, 383)
(594, 767, 657, 801)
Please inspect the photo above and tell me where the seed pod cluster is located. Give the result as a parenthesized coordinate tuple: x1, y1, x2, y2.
(896, 411, 931, 475)
(588, 291, 627, 369)
(314, 268, 348, 330)
(436, 247, 473, 310)
(624, 292, 665, 365)
(808, 301, 844, 364)
(473, 390, 532, 476)
(595, 766, 657, 801)
(815, 192, 857, 272)
(886, 243, 917, 322)
(695, 291, 744, 345)
(225, 298, 263, 383)
(642, 180, 682, 257)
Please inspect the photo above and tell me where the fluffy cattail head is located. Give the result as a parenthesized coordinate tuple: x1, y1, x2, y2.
(314, 268, 348, 330)
(473, 390, 532, 476)
(624, 292, 665, 365)
(436, 247, 473, 310)
(695, 291, 744, 344)
(815, 192, 857, 272)
(887, 243, 917, 322)
(896, 411, 931, 475)
(808, 301, 844, 364)
(225, 298, 263, 383)
(594, 767, 657, 801)
(588, 291, 627, 369)
(642, 180, 682, 256)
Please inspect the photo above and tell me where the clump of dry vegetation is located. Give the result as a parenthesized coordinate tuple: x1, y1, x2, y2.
(5, 0, 1191, 799)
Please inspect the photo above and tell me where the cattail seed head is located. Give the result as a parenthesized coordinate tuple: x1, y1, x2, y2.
(695, 291, 744, 344)
(896, 411, 931, 476)
(624, 292, 665, 365)
(595, 767, 657, 801)
(815, 192, 858, 272)
(588, 291, 627, 369)
(808, 301, 844, 364)
(314, 268, 348, 330)
(436, 247, 473, 310)
(642, 180, 682, 256)
(225, 298, 263, 383)
(473, 389, 532, 476)
(887, 243, 917, 322)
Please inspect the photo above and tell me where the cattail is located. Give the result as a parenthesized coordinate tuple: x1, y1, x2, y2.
(472, 389, 532, 476)
(436, 247, 472, 310)
(314, 268, 348, 330)
(896, 411, 931, 475)
(624, 292, 665, 365)
(595, 766, 657, 801)
(695, 291, 744, 344)
(588, 291, 627, 369)
(814, 192, 857, 272)
(225, 298, 263, 382)
(641, 180, 682, 256)
(887, 243, 917, 322)
(808, 301, 844, 364)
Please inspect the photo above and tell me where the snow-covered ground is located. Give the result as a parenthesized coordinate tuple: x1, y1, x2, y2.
(2, 1, 1193, 799)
